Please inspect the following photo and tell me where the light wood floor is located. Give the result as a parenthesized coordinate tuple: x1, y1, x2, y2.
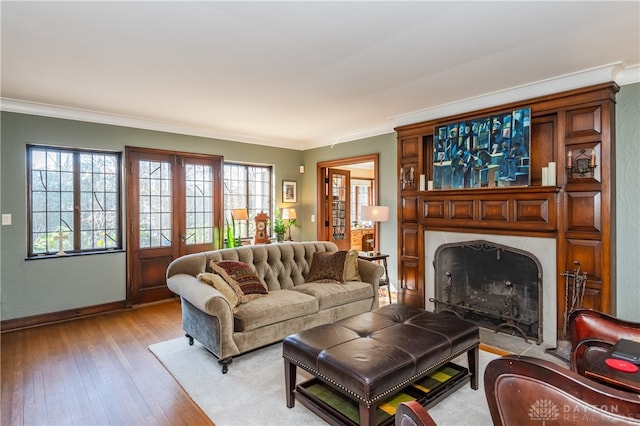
(1, 299, 213, 426)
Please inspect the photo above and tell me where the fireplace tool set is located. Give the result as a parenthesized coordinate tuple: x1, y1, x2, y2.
(545, 260, 588, 361)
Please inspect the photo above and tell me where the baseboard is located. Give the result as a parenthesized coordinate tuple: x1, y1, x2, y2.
(479, 343, 512, 357)
(1, 300, 126, 333)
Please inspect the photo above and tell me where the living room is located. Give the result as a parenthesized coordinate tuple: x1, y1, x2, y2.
(1, 2, 639, 425)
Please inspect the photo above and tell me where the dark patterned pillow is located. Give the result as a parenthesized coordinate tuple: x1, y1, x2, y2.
(210, 260, 268, 303)
(305, 251, 348, 283)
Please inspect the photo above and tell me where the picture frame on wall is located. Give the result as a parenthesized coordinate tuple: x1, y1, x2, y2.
(282, 180, 297, 203)
(432, 107, 531, 190)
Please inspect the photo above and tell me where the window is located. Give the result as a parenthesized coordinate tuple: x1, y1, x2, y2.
(28, 145, 122, 257)
(351, 179, 373, 226)
(223, 163, 272, 239)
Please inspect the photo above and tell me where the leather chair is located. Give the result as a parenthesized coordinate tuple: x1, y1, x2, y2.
(394, 401, 437, 426)
(568, 308, 640, 376)
(484, 355, 640, 425)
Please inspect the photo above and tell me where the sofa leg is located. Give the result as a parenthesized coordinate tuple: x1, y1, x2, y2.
(219, 357, 233, 374)
(185, 333, 194, 346)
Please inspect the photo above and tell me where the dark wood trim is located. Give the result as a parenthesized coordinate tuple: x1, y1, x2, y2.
(316, 153, 380, 242)
(396, 83, 618, 331)
(0, 300, 127, 332)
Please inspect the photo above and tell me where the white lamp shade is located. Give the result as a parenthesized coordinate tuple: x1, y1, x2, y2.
(361, 205, 389, 222)
(281, 208, 297, 220)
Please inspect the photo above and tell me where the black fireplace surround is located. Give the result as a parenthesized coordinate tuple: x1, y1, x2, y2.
(432, 240, 543, 343)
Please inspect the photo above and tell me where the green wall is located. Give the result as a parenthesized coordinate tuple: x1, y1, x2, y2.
(300, 133, 398, 283)
(1, 82, 638, 322)
(0, 113, 302, 320)
(615, 82, 640, 321)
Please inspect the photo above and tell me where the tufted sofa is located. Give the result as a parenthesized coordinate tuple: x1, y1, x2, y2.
(166, 241, 384, 373)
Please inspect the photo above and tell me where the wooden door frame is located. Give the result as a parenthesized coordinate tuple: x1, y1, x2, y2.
(125, 146, 224, 306)
(316, 154, 379, 244)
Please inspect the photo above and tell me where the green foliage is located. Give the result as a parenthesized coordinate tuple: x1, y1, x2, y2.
(272, 209, 286, 235)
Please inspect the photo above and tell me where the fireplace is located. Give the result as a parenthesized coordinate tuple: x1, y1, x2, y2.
(425, 231, 557, 345)
(431, 240, 542, 343)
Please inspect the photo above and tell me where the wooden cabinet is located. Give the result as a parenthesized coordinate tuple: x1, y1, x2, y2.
(350, 228, 374, 251)
(396, 83, 618, 332)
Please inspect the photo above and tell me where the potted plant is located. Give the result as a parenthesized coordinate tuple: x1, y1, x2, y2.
(272, 209, 287, 242)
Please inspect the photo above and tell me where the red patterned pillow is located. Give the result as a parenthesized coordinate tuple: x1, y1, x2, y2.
(210, 260, 268, 303)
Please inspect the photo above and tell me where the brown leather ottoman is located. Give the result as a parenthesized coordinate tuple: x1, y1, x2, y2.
(283, 304, 479, 426)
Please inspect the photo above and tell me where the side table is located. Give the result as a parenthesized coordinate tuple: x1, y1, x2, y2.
(358, 253, 391, 304)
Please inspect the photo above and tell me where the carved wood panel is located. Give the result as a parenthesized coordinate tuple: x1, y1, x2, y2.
(479, 199, 509, 222)
(401, 195, 419, 223)
(565, 191, 602, 233)
(514, 198, 550, 224)
(565, 105, 602, 140)
(401, 226, 420, 257)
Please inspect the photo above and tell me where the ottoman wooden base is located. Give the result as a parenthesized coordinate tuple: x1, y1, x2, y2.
(283, 304, 480, 426)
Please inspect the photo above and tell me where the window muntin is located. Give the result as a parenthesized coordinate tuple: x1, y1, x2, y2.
(223, 163, 272, 239)
(185, 163, 214, 245)
(28, 145, 122, 256)
(138, 160, 172, 248)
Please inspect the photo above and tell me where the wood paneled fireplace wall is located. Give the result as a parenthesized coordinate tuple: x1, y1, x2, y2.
(396, 83, 618, 336)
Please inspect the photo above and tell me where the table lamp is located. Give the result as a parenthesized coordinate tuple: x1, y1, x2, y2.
(231, 208, 248, 241)
(361, 205, 389, 254)
(281, 207, 297, 241)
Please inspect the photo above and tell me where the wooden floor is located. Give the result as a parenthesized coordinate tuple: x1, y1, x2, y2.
(1, 299, 213, 426)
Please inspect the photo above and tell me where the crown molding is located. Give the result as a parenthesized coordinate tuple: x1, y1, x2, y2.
(2, 63, 638, 150)
(393, 62, 639, 128)
(0, 98, 298, 150)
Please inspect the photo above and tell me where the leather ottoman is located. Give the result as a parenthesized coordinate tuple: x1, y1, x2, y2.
(283, 304, 480, 426)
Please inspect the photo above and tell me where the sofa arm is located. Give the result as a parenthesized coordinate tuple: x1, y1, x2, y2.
(167, 273, 235, 319)
(357, 259, 384, 287)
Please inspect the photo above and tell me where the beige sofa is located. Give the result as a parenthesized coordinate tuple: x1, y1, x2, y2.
(166, 241, 384, 373)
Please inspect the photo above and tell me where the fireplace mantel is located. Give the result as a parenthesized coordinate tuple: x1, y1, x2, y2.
(396, 83, 617, 336)
(420, 186, 559, 236)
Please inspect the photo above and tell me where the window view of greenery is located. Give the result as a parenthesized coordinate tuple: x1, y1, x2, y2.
(223, 163, 272, 240)
(28, 146, 121, 256)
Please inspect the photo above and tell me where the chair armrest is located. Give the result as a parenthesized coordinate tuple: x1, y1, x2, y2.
(395, 401, 437, 426)
(569, 309, 640, 350)
(571, 338, 613, 375)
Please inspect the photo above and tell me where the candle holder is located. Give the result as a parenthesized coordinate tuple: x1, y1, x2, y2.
(566, 148, 597, 178)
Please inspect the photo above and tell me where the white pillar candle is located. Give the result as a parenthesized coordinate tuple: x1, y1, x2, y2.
(427, 180, 434, 190)
(542, 167, 549, 186)
(547, 162, 556, 186)
(419, 174, 426, 191)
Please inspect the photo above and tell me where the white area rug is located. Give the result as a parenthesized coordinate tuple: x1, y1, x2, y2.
(149, 338, 497, 426)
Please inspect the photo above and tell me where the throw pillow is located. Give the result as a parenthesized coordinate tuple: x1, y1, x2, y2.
(305, 250, 348, 283)
(210, 260, 268, 303)
(197, 272, 240, 311)
(344, 249, 361, 282)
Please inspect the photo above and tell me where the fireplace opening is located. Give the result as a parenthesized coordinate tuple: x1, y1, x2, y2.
(431, 240, 543, 343)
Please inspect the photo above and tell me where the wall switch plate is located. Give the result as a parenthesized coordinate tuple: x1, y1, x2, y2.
(2, 214, 12, 225)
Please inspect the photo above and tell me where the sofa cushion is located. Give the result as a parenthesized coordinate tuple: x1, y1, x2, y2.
(210, 260, 268, 303)
(344, 249, 361, 282)
(305, 250, 348, 283)
(291, 281, 374, 310)
(196, 272, 240, 311)
(233, 290, 319, 332)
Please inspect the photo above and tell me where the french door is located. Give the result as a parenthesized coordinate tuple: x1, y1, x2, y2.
(125, 147, 223, 305)
(320, 167, 351, 250)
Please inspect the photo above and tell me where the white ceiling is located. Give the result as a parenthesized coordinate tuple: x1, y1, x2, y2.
(2, 1, 639, 150)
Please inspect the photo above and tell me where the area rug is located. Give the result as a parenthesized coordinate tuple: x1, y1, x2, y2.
(149, 338, 498, 426)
